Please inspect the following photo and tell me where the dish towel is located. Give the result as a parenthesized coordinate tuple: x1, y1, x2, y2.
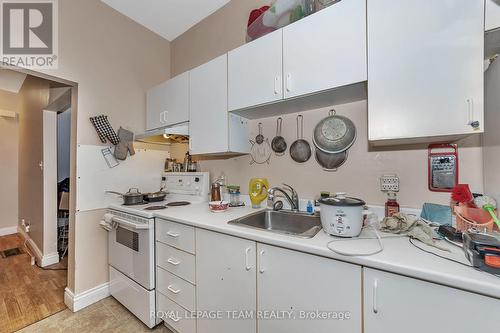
(90, 115, 120, 145)
(379, 213, 449, 251)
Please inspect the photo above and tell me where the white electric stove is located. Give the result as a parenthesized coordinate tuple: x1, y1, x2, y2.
(106, 172, 209, 328)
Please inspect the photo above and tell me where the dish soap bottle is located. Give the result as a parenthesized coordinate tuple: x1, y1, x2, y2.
(306, 200, 314, 215)
(385, 192, 400, 217)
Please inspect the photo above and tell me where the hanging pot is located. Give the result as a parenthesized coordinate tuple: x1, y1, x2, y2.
(312, 109, 356, 154)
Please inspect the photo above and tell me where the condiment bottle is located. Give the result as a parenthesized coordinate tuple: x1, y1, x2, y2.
(385, 192, 400, 217)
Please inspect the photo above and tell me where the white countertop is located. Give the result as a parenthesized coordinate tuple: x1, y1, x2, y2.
(150, 202, 500, 300)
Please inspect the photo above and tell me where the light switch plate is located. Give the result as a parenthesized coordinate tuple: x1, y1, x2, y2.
(380, 174, 399, 192)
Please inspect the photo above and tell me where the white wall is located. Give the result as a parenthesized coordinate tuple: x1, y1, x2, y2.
(484, 58, 500, 204)
(57, 108, 71, 182)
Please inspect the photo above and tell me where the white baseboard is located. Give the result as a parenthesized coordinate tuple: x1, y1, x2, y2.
(41, 252, 60, 267)
(0, 226, 18, 236)
(64, 283, 110, 312)
(17, 226, 59, 267)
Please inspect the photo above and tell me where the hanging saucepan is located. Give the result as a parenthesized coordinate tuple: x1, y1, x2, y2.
(271, 117, 287, 155)
(315, 149, 348, 171)
(290, 115, 312, 163)
(313, 109, 356, 154)
(106, 188, 144, 205)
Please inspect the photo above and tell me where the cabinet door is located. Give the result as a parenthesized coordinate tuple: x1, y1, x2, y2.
(196, 229, 257, 333)
(486, 0, 500, 31)
(283, 0, 366, 99)
(228, 29, 283, 111)
(189, 54, 229, 154)
(164, 72, 189, 126)
(363, 268, 499, 333)
(368, 0, 484, 141)
(146, 72, 189, 131)
(146, 80, 169, 130)
(257, 244, 362, 333)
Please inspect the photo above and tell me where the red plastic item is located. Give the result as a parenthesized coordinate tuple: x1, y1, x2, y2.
(248, 6, 270, 26)
(451, 184, 474, 206)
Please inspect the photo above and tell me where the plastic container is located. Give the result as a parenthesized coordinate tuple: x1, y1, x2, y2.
(454, 205, 495, 232)
(385, 192, 400, 217)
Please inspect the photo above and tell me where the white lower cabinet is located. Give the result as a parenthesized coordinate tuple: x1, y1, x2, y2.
(257, 243, 362, 333)
(363, 268, 500, 332)
(156, 219, 197, 333)
(196, 229, 257, 333)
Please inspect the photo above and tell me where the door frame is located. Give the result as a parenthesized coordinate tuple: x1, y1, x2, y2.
(4, 63, 78, 287)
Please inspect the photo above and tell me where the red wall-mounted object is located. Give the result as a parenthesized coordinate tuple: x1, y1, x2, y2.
(428, 144, 459, 192)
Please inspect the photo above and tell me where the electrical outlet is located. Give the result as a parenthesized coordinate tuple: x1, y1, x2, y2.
(380, 174, 400, 192)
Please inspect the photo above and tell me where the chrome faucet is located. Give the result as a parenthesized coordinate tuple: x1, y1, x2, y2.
(268, 184, 299, 212)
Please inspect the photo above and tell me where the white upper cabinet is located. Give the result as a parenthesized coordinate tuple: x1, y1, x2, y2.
(282, 0, 367, 99)
(189, 54, 250, 155)
(146, 72, 189, 131)
(486, 0, 500, 31)
(196, 229, 257, 333)
(228, 29, 283, 111)
(363, 268, 499, 333)
(257, 244, 362, 333)
(368, 0, 484, 142)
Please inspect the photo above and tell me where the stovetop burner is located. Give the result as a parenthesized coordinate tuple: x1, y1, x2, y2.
(166, 201, 191, 207)
(144, 205, 167, 211)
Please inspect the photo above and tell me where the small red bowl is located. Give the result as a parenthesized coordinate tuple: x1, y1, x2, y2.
(209, 201, 229, 213)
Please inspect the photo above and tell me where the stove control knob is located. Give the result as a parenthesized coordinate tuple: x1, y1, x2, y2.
(195, 177, 200, 183)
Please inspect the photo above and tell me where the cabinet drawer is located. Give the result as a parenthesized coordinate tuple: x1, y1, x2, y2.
(156, 219, 195, 254)
(157, 292, 196, 333)
(157, 242, 196, 284)
(157, 267, 195, 311)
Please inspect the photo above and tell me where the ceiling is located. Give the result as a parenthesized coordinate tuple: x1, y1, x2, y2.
(101, 0, 231, 41)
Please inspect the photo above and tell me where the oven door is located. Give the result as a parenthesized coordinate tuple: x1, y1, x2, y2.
(108, 215, 154, 290)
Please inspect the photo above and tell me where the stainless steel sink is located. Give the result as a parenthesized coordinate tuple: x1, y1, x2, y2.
(228, 210, 322, 238)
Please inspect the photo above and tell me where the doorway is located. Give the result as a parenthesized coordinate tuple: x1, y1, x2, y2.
(0, 68, 76, 332)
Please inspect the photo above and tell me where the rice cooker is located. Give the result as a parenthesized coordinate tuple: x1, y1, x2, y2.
(318, 192, 366, 237)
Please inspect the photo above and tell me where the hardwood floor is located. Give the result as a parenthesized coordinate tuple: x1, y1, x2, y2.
(0, 233, 67, 333)
(18, 297, 173, 333)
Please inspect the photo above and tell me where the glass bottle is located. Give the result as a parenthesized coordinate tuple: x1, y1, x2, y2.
(385, 192, 400, 217)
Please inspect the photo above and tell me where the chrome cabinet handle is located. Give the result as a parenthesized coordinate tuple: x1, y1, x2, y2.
(259, 250, 265, 274)
(245, 247, 252, 271)
(373, 279, 378, 314)
(167, 284, 181, 294)
(167, 257, 181, 266)
(467, 98, 480, 129)
(167, 231, 180, 238)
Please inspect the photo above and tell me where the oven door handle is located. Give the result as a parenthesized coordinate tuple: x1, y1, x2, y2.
(112, 216, 150, 230)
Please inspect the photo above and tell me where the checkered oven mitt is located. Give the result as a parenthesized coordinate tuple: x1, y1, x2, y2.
(114, 127, 135, 160)
(89, 115, 120, 145)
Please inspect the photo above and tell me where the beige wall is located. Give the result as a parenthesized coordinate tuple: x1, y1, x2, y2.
(34, 0, 171, 294)
(171, 0, 484, 209)
(0, 90, 20, 232)
(17, 76, 51, 254)
(171, 0, 269, 76)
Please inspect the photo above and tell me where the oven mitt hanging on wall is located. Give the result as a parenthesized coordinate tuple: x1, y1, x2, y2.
(89, 115, 120, 145)
(114, 127, 135, 160)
